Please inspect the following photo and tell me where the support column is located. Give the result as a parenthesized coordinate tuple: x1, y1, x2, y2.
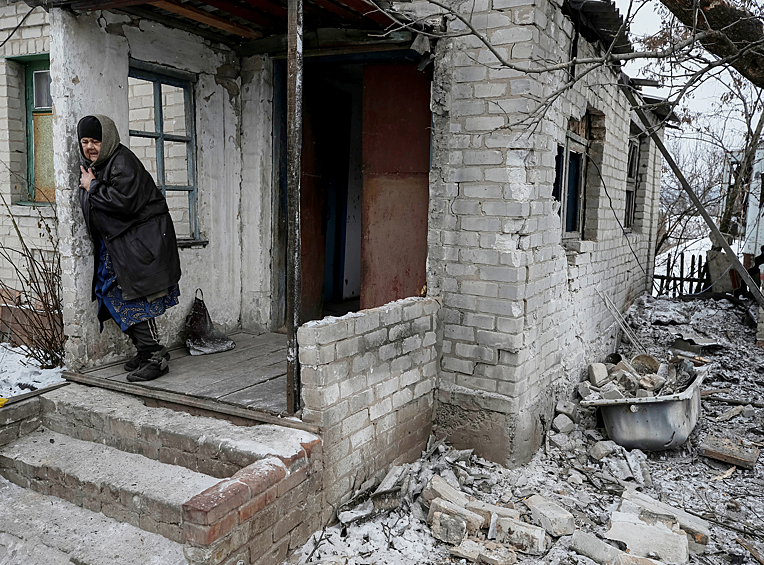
(286, 0, 303, 414)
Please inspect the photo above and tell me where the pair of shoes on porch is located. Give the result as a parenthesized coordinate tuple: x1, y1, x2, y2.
(126, 348, 170, 382)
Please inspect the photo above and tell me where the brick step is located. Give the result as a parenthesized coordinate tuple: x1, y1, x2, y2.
(0, 427, 220, 544)
(41, 384, 319, 478)
(0, 475, 187, 565)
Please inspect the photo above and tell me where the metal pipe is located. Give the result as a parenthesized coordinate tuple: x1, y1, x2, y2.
(620, 78, 764, 310)
(286, 0, 303, 415)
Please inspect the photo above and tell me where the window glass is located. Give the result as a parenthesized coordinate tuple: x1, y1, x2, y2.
(128, 77, 155, 132)
(128, 64, 198, 241)
(162, 84, 186, 136)
(566, 151, 582, 233)
(164, 141, 188, 185)
(33, 70, 51, 109)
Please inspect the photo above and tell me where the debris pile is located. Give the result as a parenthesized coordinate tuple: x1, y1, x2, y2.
(581, 354, 696, 401)
(288, 296, 764, 565)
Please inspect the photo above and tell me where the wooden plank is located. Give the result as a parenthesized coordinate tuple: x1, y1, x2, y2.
(3, 382, 68, 405)
(62, 370, 319, 433)
(219, 375, 288, 413)
(200, 0, 277, 27)
(120, 6, 238, 45)
(87, 332, 283, 380)
(241, 0, 287, 18)
(286, 0, 304, 415)
(188, 361, 287, 398)
(335, 0, 393, 25)
(149, 0, 260, 38)
(72, 0, 147, 9)
(108, 347, 287, 394)
(698, 436, 760, 470)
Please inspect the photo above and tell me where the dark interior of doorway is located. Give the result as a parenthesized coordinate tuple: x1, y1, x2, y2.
(272, 50, 426, 327)
(273, 59, 362, 325)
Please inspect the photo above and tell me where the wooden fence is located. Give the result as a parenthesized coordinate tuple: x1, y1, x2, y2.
(654, 252, 710, 297)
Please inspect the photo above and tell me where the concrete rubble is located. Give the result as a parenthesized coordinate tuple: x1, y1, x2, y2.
(288, 296, 764, 565)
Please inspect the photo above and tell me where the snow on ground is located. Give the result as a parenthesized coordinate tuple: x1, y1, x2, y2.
(287, 295, 764, 565)
(0, 345, 65, 399)
(654, 236, 745, 278)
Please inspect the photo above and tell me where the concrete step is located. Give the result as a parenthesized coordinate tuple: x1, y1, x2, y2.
(0, 427, 220, 543)
(41, 384, 319, 478)
(0, 475, 187, 565)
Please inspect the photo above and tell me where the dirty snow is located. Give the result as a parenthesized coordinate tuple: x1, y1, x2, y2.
(287, 295, 764, 565)
(0, 345, 65, 399)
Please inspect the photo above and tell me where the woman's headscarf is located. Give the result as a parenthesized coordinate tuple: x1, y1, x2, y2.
(77, 114, 120, 168)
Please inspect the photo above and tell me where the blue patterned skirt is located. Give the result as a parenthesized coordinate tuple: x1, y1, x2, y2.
(95, 240, 180, 332)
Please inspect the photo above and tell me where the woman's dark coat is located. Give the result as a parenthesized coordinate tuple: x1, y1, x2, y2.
(79, 115, 181, 301)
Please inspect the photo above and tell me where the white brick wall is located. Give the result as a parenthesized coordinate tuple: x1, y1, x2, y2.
(0, 4, 54, 295)
(426, 0, 663, 464)
(298, 296, 439, 506)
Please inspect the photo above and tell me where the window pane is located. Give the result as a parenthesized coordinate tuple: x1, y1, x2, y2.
(33, 70, 52, 109)
(162, 84, 187, 136)
(166, 190, 190, 238)
(552, 145, 564, 204)
(165, 141, 188, 185)
(566, 152, 582, 233)
(625, 188, 635, 229)
(627, 142, 639, 179)
(131, 136, 158, 184)
(33, 112, 54, 202)
(128, 77, 155, 132)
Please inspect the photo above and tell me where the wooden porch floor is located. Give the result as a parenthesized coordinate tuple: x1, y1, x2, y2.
(77, 331, 288, 415)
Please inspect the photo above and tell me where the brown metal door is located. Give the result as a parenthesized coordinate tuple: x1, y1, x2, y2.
(300, 94, 325, 322)
(361, 63, 431, 309)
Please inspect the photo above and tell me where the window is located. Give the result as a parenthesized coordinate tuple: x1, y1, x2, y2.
(624, 139, 639, 230)
(128, 61, 200, 243)
(553, 130, 588, 237)
(24, 57, 54, 203)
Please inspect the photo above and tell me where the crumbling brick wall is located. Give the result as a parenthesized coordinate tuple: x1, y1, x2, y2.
(298, 296, 440, 506)
(424, 0, 664, 466)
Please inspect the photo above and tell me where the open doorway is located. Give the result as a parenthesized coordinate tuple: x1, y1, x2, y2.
(273, 52, 431, 326)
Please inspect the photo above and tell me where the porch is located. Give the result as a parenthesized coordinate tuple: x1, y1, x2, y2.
(63, 331, 301, 427)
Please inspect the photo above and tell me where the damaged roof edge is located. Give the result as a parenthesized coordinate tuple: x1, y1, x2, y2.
(565, 0, 633, 55)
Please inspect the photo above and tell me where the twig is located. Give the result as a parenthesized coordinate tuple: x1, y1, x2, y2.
(737, 538, 764, 565)
(685, 508, 764, 540)
(704, 395, 764, 408)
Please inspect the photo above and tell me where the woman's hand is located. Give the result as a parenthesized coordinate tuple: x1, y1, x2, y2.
(80, 166, 96, 191)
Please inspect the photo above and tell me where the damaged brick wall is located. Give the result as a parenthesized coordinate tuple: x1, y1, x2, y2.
(298, 296, 440, 506)
(425, 0, 663, 466)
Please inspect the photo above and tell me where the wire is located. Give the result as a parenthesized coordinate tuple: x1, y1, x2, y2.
(584, 148, 651, 281)
(0, 8, 34, 51)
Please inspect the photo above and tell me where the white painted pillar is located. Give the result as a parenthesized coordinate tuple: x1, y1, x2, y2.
(50, 9, 129, 369)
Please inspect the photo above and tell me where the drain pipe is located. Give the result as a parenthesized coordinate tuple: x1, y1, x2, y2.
(619, 76, 764, 310)
(286, 0, 303, 415)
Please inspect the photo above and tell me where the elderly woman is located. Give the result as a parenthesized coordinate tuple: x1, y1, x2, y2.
(78, 115, 181, 382)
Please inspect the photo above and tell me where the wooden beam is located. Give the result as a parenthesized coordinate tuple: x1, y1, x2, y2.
(62, 370, 320, 434)
(121, 5, 240, 44)
(3, 382, 69, 405)
(334, 0, 393, 26)
(241, 0, 287, 19)
(286, 0, 303, 415)
(307, 0, 367, 24)
(199, 0, 277, 28)
(237, 27, 411, 56)
(149, 0, 260, 38)
(71, 0, 147, 10)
